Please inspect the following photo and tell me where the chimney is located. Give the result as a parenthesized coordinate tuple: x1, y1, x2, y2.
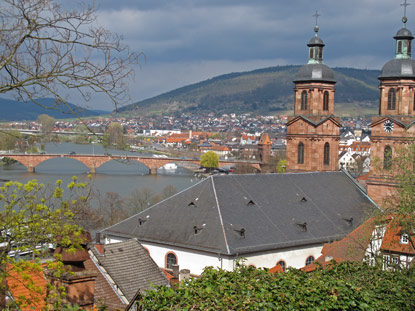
(45, 270, 97, 310)
(172, 264, 179, 279)
(95, 232, 101, 244)
(179, 269, 190, 281)
(189, 130, 192, 139)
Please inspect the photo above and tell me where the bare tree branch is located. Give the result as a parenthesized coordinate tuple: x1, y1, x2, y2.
(0, 0, 141, 110)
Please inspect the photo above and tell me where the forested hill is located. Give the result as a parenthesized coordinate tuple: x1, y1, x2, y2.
(120, 65, 381, 117)
(0, 98, 107, 121)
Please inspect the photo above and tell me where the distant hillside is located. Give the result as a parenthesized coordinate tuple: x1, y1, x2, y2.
(0, 98, 107, 121)
(120, 65, 381, 117)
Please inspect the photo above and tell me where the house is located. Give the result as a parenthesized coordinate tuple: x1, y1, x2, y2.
(86, 239, 169, 310)
(100, 171, 378, 275)
(300, 215, 415, 272)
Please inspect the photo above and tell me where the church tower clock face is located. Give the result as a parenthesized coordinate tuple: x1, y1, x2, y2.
(383, 120, 394, 133)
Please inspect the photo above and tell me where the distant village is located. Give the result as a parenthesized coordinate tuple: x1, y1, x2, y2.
(3, 113, 372, 176)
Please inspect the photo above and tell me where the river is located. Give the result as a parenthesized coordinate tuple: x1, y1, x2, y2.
(0, 142, 199, 198)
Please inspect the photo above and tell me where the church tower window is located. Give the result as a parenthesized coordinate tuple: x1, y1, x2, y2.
(388, 89, 396, 110)
(384, 145, 393, 170)
(298, 142, 305, 164)
(398, 41, 403, 54)
(301, 91, 308, 110)
(323, 91, 329, 111)
(324, 142, 330, 165)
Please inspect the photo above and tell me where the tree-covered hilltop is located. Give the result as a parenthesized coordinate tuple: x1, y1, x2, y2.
(120, 66, 380, 116)
(139, 262, 415, 310)
(0, 98, 107, 121)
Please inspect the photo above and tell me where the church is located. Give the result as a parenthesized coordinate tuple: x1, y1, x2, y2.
(286, 11, 415, 208)
(98, 13, 415, 275)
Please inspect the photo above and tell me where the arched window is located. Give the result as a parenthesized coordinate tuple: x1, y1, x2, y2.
(388, 89, 396, 110)
(301, 91, 308, 110)
(398, 41, 403, 54)
(309, 48, 314, 59)
(166, 252, 177, 269)
(323, 91, 329, 111)
(277, 260, 286, 272)
(305, 256, 315, 266)
(384, 145, 392, 170)
(324, 142, 330, 166)
(298, 142, 305, 164)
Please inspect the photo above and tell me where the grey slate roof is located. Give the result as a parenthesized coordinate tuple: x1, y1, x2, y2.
(308, 36, 325, 46)
(394, 27, 413, 39)
(90, 239, 168, 302)
(294, 64, 336, 83)
(379, 59, 415, 79)
(103, 172, 378, 256)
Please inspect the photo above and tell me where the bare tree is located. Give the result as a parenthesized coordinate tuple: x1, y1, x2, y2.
(125, 187, 160, 215)
(0, 0, 140, 111)
(37, 113, 56, 136)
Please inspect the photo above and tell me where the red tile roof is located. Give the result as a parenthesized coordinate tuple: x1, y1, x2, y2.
(302, 218, 376, 272)
(380, 221, 415, 255)
(268, 264, 283, 274)
(7, 263, 47, 311)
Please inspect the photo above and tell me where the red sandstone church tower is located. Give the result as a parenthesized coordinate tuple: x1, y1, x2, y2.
(286, 19, 341, 172)
(367, 13, 415, 206)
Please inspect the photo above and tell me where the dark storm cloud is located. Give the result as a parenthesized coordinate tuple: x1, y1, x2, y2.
(84, 0, 412, 107)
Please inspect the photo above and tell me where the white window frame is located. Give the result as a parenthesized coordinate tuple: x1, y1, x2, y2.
(400, 233, 409, 244)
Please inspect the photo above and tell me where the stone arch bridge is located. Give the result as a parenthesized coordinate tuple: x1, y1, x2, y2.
(3, 154, 262, 175)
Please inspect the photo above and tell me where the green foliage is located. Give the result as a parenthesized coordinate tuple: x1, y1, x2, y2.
(140, 262, 415, 310)
(102, 122, 126, 149)
(37, 114, 56, 136)
(200, 151, 219, 169)
(276, 159, 286, 173)
(382, 140, 415, 233)
(0, 130, 22, 151)
(0, 178, 91, 308)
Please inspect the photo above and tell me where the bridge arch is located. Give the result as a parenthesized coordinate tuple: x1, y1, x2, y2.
(4, 155, 57, 173)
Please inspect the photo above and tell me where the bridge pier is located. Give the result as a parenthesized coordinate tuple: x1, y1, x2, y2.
(150, 167, 158, 175)
(28, 165, 35, 173)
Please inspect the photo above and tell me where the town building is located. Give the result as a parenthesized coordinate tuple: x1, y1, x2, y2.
(101, 172, 378, 275)
(367, 15, 415, 206)
(286, 23, 341, 172)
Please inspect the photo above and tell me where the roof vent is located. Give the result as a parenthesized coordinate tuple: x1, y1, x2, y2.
(343, 217, 353, 226)
(233, 227, 245, 238)
(193, 225, 204, 235)
(247, 200, 255, 206)
(238, 228, 246, 238)
(300, 197, 307, 203)
(138, 218, 147, 226)
(296, 222, 307, 232)
(188, 201, 197, 207)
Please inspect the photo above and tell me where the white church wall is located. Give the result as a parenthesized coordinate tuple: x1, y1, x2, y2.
(104, 234, 324, 274)
(243, 245, 323, 269)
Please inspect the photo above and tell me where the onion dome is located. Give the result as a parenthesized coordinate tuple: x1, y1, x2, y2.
(294, 64, 336, 83)
(294, 24, 336, 83)
(379, 16, 415, 79)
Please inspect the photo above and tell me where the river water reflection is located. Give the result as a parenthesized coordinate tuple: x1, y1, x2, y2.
(0, 143, 199, 198)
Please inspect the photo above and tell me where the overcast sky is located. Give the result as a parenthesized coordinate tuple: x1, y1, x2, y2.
(80, 1, 412, 109)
